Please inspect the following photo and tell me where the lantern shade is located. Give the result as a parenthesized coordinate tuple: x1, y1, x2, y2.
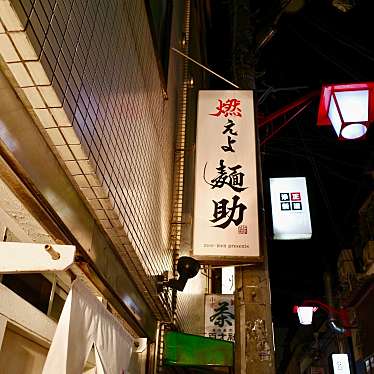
(317, 82, 374, 139)
(293, 306, 318, 325)
(341, 123, 367, 140)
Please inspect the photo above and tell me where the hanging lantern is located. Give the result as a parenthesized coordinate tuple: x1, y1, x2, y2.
(317, 82, 374, 139)
(293, 305, 318, 325)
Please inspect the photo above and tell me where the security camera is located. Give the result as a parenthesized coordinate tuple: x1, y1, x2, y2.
(157, 256, 200, 292)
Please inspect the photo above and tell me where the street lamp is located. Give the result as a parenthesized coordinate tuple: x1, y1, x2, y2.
(293, 305, 318, 325)
(258, 82, 374, 144)
(293, 299, 352, 336)
(317, 82, 374, 140)
(293, 299, 357, 374)
(170, 51, 374, 141)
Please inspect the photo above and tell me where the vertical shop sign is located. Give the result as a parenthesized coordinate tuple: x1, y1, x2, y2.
(222, 266, 235, 294)
(205, 294, 235, 341)
(193, 91, 260, 259)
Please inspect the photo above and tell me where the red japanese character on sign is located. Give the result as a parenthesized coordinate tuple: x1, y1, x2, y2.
(238, 225, 247, 234)
(291, 192, 301, 201)
(210, 99, 242, 117)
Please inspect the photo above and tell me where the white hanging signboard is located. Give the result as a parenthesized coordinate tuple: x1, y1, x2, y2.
(269, 177, 312, 240)
(205, 294, 235, 342)
(222, 266, 235, 294)
(193, 90, 260, 261)
(332, 354, 351, 374)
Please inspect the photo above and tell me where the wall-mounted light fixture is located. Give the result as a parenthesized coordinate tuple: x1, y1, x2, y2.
(187, 75, 194, 89)
(157, 256, 200, 293)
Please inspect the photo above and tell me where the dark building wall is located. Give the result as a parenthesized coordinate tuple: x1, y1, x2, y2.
(355, 286, 374, 359)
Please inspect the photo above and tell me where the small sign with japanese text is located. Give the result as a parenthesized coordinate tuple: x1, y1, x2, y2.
(332, 354, 351, 374)
(193, 91, 260, 260)
(222, 266, 235, 294)
(269, 177, 312, 240)
(205, 294, 235, 342)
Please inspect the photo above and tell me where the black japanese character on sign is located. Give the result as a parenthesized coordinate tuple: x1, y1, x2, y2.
(227, 332, 235, 341)
(223, 119, 238, 136)
(210, 195, 247, 229)
(204, 160, 247, 192)
(221, 119, 238, 152)
(221, 136, 236, 152)
(227, 274, 234, 291)
(217, 331, 226, 340)
(209, 301, 234, 327)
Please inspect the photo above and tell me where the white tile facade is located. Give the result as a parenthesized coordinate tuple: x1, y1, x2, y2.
(0, 0, 181, 318)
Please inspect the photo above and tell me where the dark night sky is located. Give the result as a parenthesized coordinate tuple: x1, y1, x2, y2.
(206, 0, 374, 329)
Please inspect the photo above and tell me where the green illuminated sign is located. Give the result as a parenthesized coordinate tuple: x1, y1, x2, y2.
(164, 331, 234, 367)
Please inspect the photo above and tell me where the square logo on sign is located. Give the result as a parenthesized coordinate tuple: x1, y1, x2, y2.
(280, 192, 302, 211)
(238, 225, 247, 234)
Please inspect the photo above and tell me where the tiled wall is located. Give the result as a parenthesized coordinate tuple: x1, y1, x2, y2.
(0, 0, 182, 318)
(176, 272, 207, 335)
(172, 1, 208, 336)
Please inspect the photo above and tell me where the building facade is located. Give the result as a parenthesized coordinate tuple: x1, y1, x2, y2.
(0, 0, 208, 372)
